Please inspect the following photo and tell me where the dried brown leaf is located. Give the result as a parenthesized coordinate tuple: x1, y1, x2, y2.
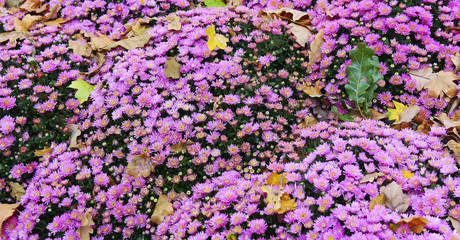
(396, 216, 428, 234)
(151, 195, 174, 225)
(226, 0, 243, 6)
(360, 172, 386, 183)
(449, 216, 460, 232)
(0, 203, 20, 230)
(13, 14, 41, 31)
(5, 0, 21, 8)
(103, 33, 151, 51)
(447, 140, 460, 163)
(38, 4, 61, 22)
(451, 53, 460, 73)
(0, 31, 29, 43)
(43, 18, 67, 27)
(261, 185, 297, 214)
(68, 124, 81, 148)
(19, 0, 47, 13)
(409, 68, 436, 91)
(164, 57, 181, 79)
(297, 116, 318, 129)
(424, 71, 459, 98)
(85, 32, 114, 50)
(308, 29, 324, 72)
(77, 209, 94, 240)
(69, 40, 93, 57)
(8, 182, 25, 201)
(166, 13, 181, 31)
(126, 153, 155, 178)
(394, 105, 420, 125)
(369, 193, 385, 210)
(380, 181, 410, 213)
(371, 110, 387, 120)
(302, 81, 322, 96)
(34, 146, 52, 157)
(436, 113, 460, 129)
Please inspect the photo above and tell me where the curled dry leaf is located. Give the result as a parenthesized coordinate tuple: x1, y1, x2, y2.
(83, 31, 115, 50)
(360, 172, 386, 183)
(308, 29, 324, 72)
(261, 185, 297, 214)
(225, 0, 243, 6)
(68, 124, 81, 148)
(34, 146, 52, 156)
(393, 105, 420, 125)
(77, 209, 95, 240)
(410, 68, 436, 92)
(436, 113, 460, 129)
(370, 110, 387, 121)
(164, 57, 181, 79)
(103, 33, 151, 51)
(0, 203, 20, 230)
(380, 181, 410, 213)
(151, 195, 174, 225)
(8, 182, 25, 201)
(297, 116, 318, 129)
(396, 216, 428, 234)
(170, 140, 193, 153)
(123, 17, 155, 37)
(19, 0, 47, 13)
(38, 4, 61, 22)
(166, 13, 181, 31)
(126, 153, 155, 178)
(369, 193, 385, 210)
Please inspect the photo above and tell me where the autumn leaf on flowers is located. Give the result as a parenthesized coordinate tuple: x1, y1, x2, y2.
(77, 209, 95, 240)
(369, 193, 385, 210)
(297, 116, 318, 129)
(126, 153, 155, 178)
(394, 217, 428, 234)
(166, 13, 181, 31)
(449, 216, 460, 232)
(34, 146, 52, 157)
(164, 57, 181, 79)
(68, 124, 81, 148)
(170, 139, 193, 153)
(393, 105, 420, 125)
(386, 101, 407, 122)
(206, 24, 228, 53)
(8, 182, 25, 201)
(151, 195, 174, 225)
(446, 140, 460, 163)
(0, 31, 29, 43)
(68, 79, 95, 104)
(435, 113, 460, 129)
(307, 29, 324, 72)
(360, 172, 386, 183)
(13, 14, 41, 31)
(409, 67, 460, 98)
(19, 0, 47, 13)
(261, 173, 297, 214)
(0, 203, 20, 230)
(203, 0, 226, 7)
(380, 181, 410, 213)
(302, 81, 322, 97)
(102, 33, 151, 51)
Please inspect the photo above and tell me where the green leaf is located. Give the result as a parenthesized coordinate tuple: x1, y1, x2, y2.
(332, 106, 355, 122)
(345, 42, 382, 111)
(203, 0, 226, 7)
(68, 79, 95, 104)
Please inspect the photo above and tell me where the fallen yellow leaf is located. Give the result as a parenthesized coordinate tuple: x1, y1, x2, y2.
(396, 216, 428, 234)
(369, 193, 385, 210)
(8, 182, 25, 201)
(206, 24, 228, 53)
(34, 146, 52, 157)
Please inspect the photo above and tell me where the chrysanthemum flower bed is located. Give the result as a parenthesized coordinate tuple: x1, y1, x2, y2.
(0, 0, 459, 239)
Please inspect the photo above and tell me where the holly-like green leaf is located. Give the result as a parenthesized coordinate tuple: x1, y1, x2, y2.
(345, 42, 382, 108)
(68, 79, 95, 104)
(203, 0, 226, 7)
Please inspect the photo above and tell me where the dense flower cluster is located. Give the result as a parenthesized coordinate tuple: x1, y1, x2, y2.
(0, 0, 460, 239)
(158, 120, 460, 239)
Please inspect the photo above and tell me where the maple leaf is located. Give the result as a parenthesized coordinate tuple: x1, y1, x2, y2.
(261, 172, 297, 214)
(297, 116, 318, 129)
(77, 209, 95, 240)
(68, 79, 95, 104)
(206, 24, 228, 53)
(151, 195, 174, 225)
(0, 31, 29, 43)
(380, 181, 410, 213)
(0, 203, 20, 231)
(369, 193, 385, 210)
(302, 81, 322, 97)
(410, 68, 460, 98)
